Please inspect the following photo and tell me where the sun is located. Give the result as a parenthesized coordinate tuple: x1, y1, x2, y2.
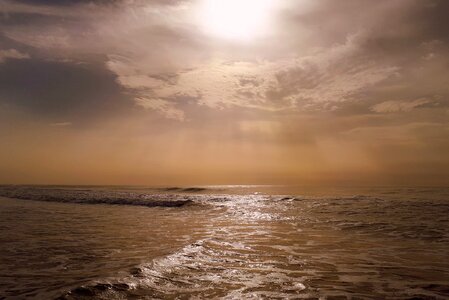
(196, 0, 275, 41)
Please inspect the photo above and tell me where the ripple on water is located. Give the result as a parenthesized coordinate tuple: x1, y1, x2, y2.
(1, 186, 448, 299)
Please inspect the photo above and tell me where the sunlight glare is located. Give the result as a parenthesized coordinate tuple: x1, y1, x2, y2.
(197, 0, 275, 41)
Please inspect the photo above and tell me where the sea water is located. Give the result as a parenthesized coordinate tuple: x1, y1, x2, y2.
(0, 185, 448, 299)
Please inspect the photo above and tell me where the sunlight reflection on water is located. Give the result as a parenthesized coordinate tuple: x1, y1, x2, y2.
(0, 186, 448, 299)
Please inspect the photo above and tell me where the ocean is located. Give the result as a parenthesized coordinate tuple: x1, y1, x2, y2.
(0, 185, 448, 299)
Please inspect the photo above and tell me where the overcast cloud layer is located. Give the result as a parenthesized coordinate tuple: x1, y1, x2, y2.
(0, 0, 448, 185)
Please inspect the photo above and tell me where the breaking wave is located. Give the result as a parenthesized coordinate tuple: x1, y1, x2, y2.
(0, 186, 206, 208)
(0, 186, 448, 299)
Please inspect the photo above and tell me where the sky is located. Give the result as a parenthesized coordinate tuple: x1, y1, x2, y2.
(0, 0, 448, 186)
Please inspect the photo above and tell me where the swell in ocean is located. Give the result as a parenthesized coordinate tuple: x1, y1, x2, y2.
(0, 186, 216, 208)
(0, 186, 448, 299)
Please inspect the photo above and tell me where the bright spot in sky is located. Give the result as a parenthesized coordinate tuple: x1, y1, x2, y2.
(197, 0, 275, 41)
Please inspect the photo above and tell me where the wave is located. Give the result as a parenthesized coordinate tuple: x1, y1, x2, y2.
(2, 186, 446, 299)
(157, 187, 208, 193)
(56, 238, 309, 300)
(0, 187, 197, 208)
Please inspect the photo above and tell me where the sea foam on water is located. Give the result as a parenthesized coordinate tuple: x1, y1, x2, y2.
(0, 185, 448, 299)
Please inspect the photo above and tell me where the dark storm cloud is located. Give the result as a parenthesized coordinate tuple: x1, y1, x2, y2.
(408, 0, 449, 42)
(0, 58, 133, 122)
(15, 0, 115, 4)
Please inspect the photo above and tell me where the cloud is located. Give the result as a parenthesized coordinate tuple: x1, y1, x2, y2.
(269, 33, 399, 110)
(371, 98, 434, 113)
(0, 48, 29, 63)
(135, 97, 185, 121)
(2, 0, 448, 119)
(107, 32, 399, 117)
(0, 58, 132, 122)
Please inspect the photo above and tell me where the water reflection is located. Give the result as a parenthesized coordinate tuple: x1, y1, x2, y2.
(0, 186, 448, 299)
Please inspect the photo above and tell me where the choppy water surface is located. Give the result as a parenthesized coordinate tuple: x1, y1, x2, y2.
(0, 186, 448, 299)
